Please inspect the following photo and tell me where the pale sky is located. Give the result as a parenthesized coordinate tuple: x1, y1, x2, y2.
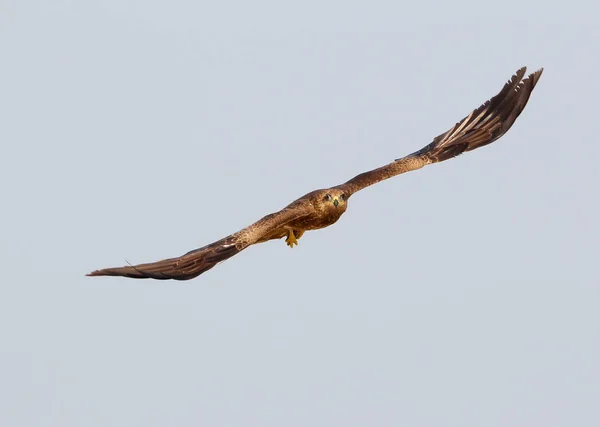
(1, 0, 599, 426)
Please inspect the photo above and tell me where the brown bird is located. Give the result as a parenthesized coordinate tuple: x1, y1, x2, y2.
(88, 66, 543, 280)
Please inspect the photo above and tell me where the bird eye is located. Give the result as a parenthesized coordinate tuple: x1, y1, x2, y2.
(340, 194, 346, 201)
(324, 194, 332, 201)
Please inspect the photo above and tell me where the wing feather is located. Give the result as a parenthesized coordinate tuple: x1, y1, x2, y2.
(87, 207, 308, 280)
(336, 67, 543, 196)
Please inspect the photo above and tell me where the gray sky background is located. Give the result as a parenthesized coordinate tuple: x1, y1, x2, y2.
(1, 0, 599, 426)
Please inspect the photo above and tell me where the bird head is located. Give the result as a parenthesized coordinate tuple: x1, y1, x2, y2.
(316, 189, 348, 212)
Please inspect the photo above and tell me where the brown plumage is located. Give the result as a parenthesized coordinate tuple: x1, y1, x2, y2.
(88, 66, 543, 280)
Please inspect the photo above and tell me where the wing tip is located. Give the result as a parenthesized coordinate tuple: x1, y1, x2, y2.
(86, 270, 103, 277)
(420, 65, 543, 163)
(505, 66, 544, 93)
(516, 66, 528, 78)
(86, 268, 131, 278)
(528, 67, 544, 87)
(85, 266, 150, 279)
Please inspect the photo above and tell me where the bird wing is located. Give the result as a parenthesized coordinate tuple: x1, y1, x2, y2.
(87, 206, 309, 280)
(335, 67, 543, 197)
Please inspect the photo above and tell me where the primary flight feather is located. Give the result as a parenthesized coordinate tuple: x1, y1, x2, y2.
(88, 66, 543, 280)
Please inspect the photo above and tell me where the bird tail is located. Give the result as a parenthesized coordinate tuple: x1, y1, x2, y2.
(415, 67, 544, 163)
(86, 234, 244, 280)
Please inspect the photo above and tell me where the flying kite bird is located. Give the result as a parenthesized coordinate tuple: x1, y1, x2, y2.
(88, 66, 543, 280)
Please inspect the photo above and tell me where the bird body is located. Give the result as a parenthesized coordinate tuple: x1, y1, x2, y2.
(255, 189, 349, 246)
(88, 67, 543, 280)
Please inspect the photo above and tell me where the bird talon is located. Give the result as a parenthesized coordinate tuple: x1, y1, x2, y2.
(285, 230, 299, 248)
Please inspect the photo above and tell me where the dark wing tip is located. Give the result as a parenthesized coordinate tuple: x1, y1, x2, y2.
(420, 65, 543, 163)
(86, 269, 113, 277)
(522, 67, 543, 92)
(86, 266, 158, 279)
(531, 67, 544, 81)
(86, 235, 244, 281)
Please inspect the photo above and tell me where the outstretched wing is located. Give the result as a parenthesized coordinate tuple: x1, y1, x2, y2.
(336, 67, 543, 196)
(87, 206, 308, 280)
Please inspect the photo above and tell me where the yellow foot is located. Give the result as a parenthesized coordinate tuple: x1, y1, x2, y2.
(285, 229, 299, 248)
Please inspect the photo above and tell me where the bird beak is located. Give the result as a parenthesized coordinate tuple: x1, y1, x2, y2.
(333, 198, 339, 207)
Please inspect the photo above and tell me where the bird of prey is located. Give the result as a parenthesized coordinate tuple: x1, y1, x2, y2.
(88, 66, 543, 280)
